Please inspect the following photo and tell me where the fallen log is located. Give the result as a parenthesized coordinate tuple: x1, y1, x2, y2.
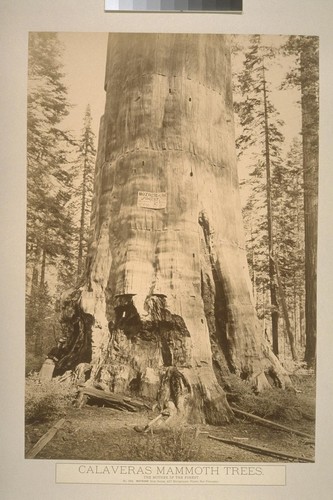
(208, 435, 314, 463)
(123, 396, 152, 410)
(26, 418, 66, 459)
(232, 407, 315, 442)
(77, 386, 148, 412)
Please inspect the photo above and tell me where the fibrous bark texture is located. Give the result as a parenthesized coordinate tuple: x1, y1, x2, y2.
(59, 34, 289, 424)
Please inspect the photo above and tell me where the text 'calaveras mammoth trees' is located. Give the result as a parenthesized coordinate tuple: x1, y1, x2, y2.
(59, 34, 289, 424)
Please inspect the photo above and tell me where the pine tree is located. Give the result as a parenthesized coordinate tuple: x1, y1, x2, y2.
(26, 33, 74, 364)
(273, 138, 305, 355)
(73, 105, 96, 279)
(233, 35, 285, 355)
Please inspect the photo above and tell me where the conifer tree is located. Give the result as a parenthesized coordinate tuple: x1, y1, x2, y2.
(26, 32, 74, 362)
(273, 138, 305, 354)
(73, 105, 96, 279)
(233, 35, 285, 355)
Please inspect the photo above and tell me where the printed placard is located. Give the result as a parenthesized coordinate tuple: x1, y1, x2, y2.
(56, 463, 286, 485)
(137, 191, 167, 209)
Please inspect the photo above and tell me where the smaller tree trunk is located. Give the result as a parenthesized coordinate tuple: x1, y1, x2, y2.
(272, 254, 297, 360)
(39, 246, 46, 288)
(77, 160, 87, 278)
(263, 66, 279, 356)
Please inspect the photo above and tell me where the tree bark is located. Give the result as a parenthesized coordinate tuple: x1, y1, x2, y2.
(262, 66, 279, 357)
(271, 255, 297, 360)
(300, 39, 319, 369)
(59, 34, 290, 424)
(77, 144, 88, 278)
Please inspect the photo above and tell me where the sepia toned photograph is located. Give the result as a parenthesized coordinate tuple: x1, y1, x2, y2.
(25, 32, 318, 463)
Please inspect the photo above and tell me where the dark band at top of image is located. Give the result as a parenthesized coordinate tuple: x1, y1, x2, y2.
(105, 0, 243, 12)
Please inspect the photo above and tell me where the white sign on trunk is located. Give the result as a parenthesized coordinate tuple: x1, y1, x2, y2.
(137, 191, 167, 210)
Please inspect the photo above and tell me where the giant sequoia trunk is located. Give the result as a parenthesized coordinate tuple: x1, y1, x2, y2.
(58, 34, 289, 424)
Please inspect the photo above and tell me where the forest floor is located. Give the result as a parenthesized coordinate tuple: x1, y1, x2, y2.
(25, 373, 315, 463)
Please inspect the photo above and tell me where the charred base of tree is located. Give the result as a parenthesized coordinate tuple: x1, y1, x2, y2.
(57, 288, 290, 425)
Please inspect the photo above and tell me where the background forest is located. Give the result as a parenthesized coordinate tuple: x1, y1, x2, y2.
(25, 33, 318, 374)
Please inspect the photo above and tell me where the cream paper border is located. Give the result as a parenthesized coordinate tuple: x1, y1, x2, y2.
(1, 1, 333, 499)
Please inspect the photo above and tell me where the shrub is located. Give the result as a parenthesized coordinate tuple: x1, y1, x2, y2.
(25, 373, 76, 424)
(25, 351, 44, 376)
(224, 374, 315, 423)
(131, 427, 200, 461)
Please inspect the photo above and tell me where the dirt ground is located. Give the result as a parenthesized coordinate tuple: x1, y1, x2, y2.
(25, 402, 315, 463)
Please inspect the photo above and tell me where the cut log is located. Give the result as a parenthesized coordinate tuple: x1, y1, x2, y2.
(26, 418, 66, 459)
(208, 435, 314, 463)
(232, 407, 315, 441)
(38, 359, 55, 381)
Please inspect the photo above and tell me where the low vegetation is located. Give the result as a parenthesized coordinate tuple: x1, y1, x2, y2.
(224, 373, 315, 423)
(25, 374, 76, 424)
(130, 428, 201, 462)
